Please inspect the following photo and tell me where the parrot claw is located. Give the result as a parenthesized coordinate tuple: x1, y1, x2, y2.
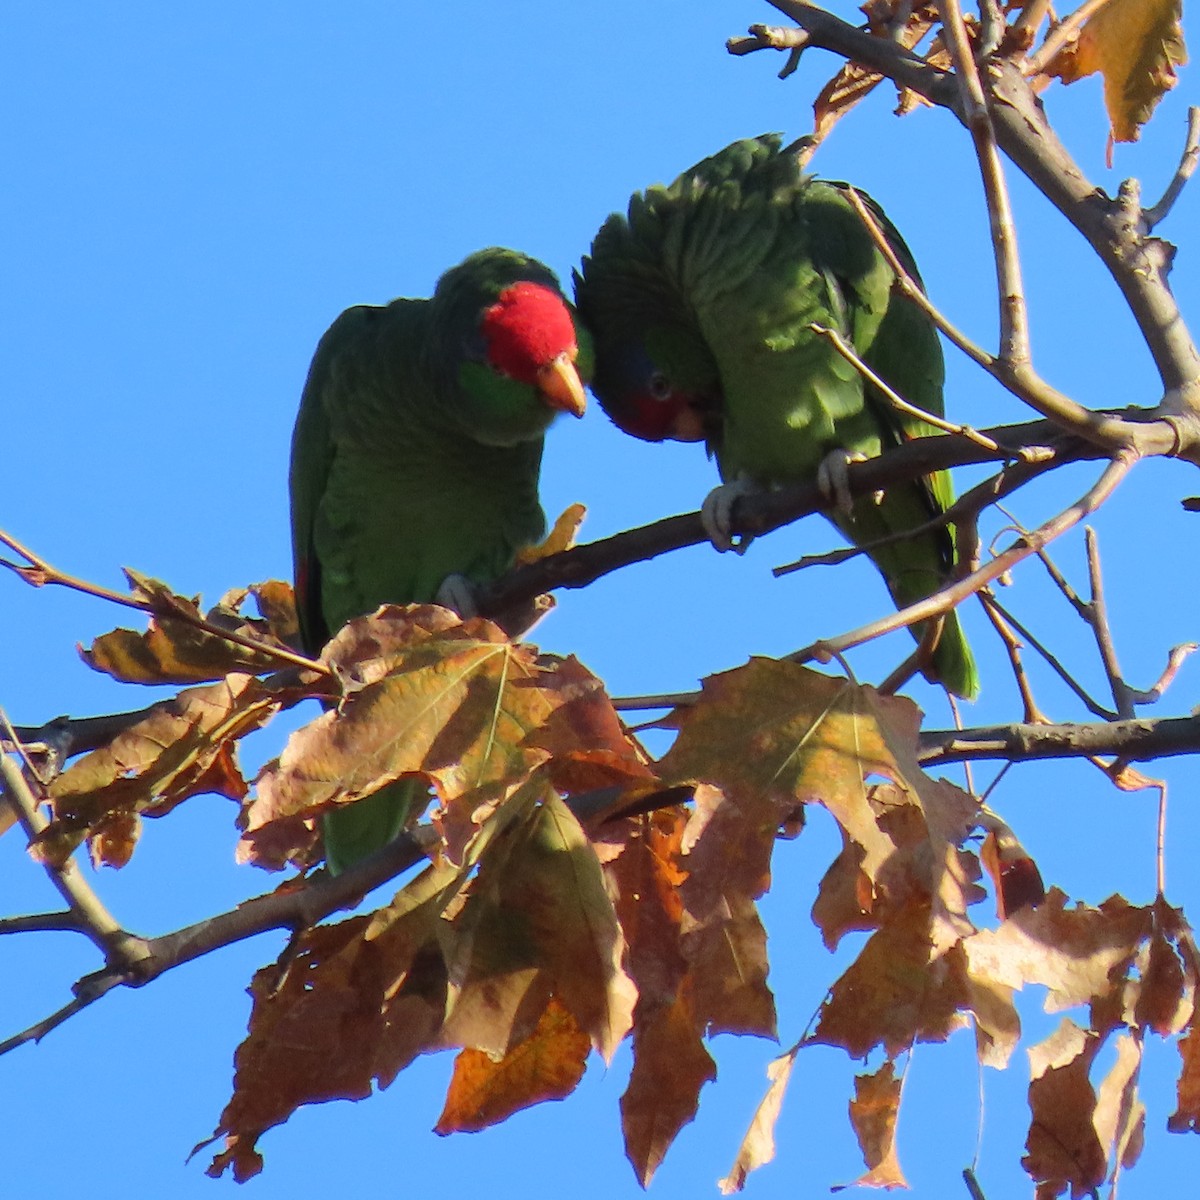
(817, 449, 871, 514)
(435, 573, 479, 618)
(701, 478, 757, 554)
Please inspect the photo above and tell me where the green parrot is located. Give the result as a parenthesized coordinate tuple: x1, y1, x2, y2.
(574, 134, 977, 699)
(290, 247, 591, 873)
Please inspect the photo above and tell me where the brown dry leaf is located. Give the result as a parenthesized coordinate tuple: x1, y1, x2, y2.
(1045, 0, 1186, 145)
(963, 889, 1151, 1019)
(1093, 1031, 1146, 1184)
(38, 673, 279, 867)
(811, 898, 970, 1058)
(203, 858, 461, 1181)
(435, 996, 590, 1134)
(1169, 1020, 1200, 1132)
(664, 662, 979, 958)
(513, 502, 587, 565)
(83, 572, 298, 685)
(87, 808, 140, 868)
(1134, 900, 1194, 1035)
(677, 785, 776, 1038)
(718, 1049, 797, 1194)
(811, 3, 938, 142)
(621, 989, 717, 1186)
(1023, 1019, 1106, 1198)
(979, 810, 1046, 920)
(607, 808, 690, 1003)
(240, 608, 585, 867)
(846, 1059, 908, 1189)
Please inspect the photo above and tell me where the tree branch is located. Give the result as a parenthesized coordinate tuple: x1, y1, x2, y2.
(743, 2, 1200, 424)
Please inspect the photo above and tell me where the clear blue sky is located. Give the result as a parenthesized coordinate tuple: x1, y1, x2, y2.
(3, 4, 1199, 1197)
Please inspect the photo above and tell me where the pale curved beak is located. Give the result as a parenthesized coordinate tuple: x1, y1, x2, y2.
(537, 350, 587, 418)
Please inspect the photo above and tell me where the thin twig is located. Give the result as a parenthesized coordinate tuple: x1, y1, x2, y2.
(1128, 642, 1199, 705)
(995, 503, 1090, 619)
(0, 912, 83, 936)
(1144, 107, 1200, 230)
(772, 455, 1056, 579)
(940, 0, 1030, 366)
(809, 321, 1006, 452)
(977, 590, 1048, 723)
(0, 973, 125, 1056)
(0, 746, 147, 968)
(982, 593, 1116, 719)
(842, 185, 994, 372)
(0, 527, 324, 676)
(788, 454, 1135, 667)
(1084, 527, 1134, 718)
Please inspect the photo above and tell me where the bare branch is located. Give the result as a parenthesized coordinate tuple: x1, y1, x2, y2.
(787, 454, 1135, 667)
(0, 912, 83, 936)
(1084, 527, 1134, 718)
(747, 2, 1200, 413)
(1144, 107, 1200, 231)
(0, 750, 147, 968)
(981, 591, 1117, 720)
(809, 320, 1006, 452)
(940, 0, 1030, 364)
(917, 712, 1200, 767)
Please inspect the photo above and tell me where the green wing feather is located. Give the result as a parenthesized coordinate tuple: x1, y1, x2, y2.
(578, 135, 977, 698)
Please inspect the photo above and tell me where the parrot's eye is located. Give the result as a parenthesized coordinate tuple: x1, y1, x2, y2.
(647, 371, 673, 402)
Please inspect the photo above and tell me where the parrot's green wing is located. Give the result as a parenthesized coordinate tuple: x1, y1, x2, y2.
(289, 251, 585, 874)
(577, 134, 977, 698)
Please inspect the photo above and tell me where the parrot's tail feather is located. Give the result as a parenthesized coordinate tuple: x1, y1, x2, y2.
(928, 607, 978, 701)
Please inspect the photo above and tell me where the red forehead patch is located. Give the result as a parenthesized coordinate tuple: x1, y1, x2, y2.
(482, 282, 577, 384)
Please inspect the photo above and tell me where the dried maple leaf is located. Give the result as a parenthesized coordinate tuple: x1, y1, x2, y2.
(83, 572, 297, 684)
(203, 858, 462, 1181)
(436, 996, 590, 1134)
(810, 898, 971, 1058)
(1044, 0, 1187, 147)
(621, 989, 717, 1186)
(846, 1059, 908, 1189)
(240, 608, 596, 867)
(1023, 1019, 1107, 1197)
(39, 672, 279, 867)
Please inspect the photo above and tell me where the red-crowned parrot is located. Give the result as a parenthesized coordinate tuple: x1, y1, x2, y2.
(574, 134, 977, 698)
(290, 248, 591, 873)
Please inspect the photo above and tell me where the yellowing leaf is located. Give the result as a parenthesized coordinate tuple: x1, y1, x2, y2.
(1048, 0, 1187, 144)
(240, 608, 569, 867)
(435, 997, 590, 1134)
(514, 502, 587, 564)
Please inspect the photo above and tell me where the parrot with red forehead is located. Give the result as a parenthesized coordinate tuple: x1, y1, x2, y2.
(290, 248, 590, 873)
(574, 134, 976, 698)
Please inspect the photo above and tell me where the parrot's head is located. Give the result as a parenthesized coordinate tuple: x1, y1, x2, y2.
(436, 249, 590, 446)
(581, 329, 720, 445)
